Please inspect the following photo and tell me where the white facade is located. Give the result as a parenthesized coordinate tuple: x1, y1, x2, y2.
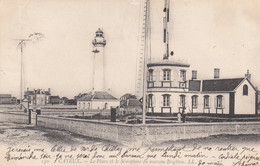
(147, 60, 258, 116)
(77, 100, 119, 110)
(76, 29, 119, 110)
(234, 79, 256, 114)
(92, 29, 106, 91)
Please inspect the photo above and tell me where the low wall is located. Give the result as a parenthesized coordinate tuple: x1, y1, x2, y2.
(37, 115, 260, 146)
(0, 111, 259, 145)
(0, 111, 28, 124)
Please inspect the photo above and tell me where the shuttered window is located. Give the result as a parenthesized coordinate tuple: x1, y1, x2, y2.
(204, 95, 210, 108)
(215, 95, 224, 108)
(180, 95, 185, 107)
(163, 94, 170, 107)
(192, 95, 198, 108)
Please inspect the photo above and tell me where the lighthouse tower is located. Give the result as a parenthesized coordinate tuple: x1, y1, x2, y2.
(77, 29, 119, 110)
(92, 28, 106, 91)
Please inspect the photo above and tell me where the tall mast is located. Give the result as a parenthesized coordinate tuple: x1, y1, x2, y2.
(142, 0, 151, 124)
(135, 0, 151, 99)
(163, 0, 170, 60)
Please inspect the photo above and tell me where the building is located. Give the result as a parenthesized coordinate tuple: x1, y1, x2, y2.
(120, 93, 142, 114)
(77, 91, 119, 110)
(0, 94, 12, 104)
(147, 63, 258, 116)
(77, 29, 120, 109)
(50, 96, 60, 105)
(141, 0, 258, 117)
(24, 88, 51, 105)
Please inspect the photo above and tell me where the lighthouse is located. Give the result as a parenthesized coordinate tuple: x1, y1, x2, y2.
(92, 28, 106, 91)
(77, 29, 119, 110)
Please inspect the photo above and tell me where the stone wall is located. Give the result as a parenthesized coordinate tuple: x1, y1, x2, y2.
(0, 111, 259, 145)
(0, 111, 28, 124)
(37, 115, 260, 146)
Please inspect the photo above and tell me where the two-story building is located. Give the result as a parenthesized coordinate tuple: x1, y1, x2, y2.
(24, 88, 51, 105)
(146, 59, 258, 117)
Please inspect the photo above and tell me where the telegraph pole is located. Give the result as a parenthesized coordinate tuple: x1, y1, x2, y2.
(17, 39, 31, 108)
(15, 33, 44, 109)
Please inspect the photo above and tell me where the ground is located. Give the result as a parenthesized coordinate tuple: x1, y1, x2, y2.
(0, 122, 259, 166)
(0, 122, 116, 147)
(0, 122, 259, 147)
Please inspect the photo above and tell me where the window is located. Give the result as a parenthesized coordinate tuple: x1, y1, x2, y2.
(204, 95, 210, 108)
(192, 70, 197, 80)
(216, 95, 223, 108)
(180, 70, 186, 82)
(192, 95, 198, 108)
(163, 69, 171, 81)
(163, 94, 170, 107)
(148, 69, 154, 81)
(148, 94, 153, 107)
(243, 85, 248, 96)
(83, 103, 85, 109)
(180, 95, 185, 107)
(104, 103, 108, 109)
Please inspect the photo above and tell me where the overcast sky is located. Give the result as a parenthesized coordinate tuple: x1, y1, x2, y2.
(0, 0, 260, 99)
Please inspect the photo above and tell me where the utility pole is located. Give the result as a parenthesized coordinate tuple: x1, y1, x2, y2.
(16, 39, 31, 109)
(15, 33, 44, 109)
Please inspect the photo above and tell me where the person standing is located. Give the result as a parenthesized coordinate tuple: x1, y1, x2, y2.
(177, 112, 182, 123)
(182, 109, 187, 123)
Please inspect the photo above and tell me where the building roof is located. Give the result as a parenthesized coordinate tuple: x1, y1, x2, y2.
(24, 91, 35, 95)
(77, 91, 118, 101)
(121, 99, 142, 107)
(189, 80, 201, 91)
(189, 78, 246, 92)
(0, 94, 12, 98)
(147, 59, 190, 67)
(120, 93, 137, 100)
(128, 99, 142, 106)
(50, 96, 60, 99)
(44, 91, 51, 95)
(202, 78, 244, 92)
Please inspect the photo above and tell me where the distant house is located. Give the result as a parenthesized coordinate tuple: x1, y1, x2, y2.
(0, 94, 12, 104)
(120, 93, 142, 114)
(50, 96, 60, 105)
(24, 88, 51, 105)
(11, 97, 17, 104)
(67, 99, 77, 105)
(77, 91, 120, 110)
(60, 97, 69, 105)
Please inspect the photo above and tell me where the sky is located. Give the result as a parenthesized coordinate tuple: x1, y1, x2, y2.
(0, 0, 260, 99)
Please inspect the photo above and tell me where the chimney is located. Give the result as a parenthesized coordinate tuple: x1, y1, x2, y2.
(48, 88, 51, 94)
(214, 68, 220, 79)
(245, 70, 251, 81)
(27, 87, 29, 91)
(107, 88, 111, 94)
(192, 70, 197, 80)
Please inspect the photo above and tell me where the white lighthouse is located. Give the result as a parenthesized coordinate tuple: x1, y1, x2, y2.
(77, 29, 119, 110)
(92, 28, 106, 91)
